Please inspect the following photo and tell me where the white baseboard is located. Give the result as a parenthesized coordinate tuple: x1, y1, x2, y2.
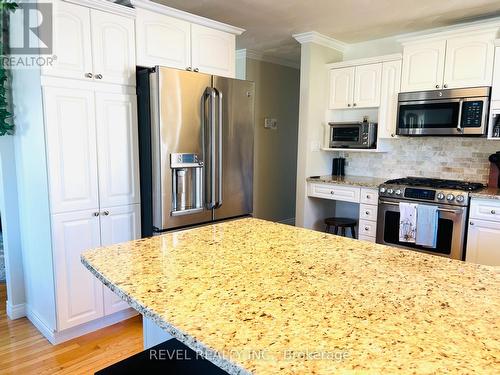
(27, 305, 138, 345)
(278, 217, 296, 226)
(6, 300, 26, 320)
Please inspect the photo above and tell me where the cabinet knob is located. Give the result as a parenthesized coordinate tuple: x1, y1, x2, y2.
(366, 195, 370, 199)
(353, 103, 357, 107)
(435, 84, 440, 88)
(491, 210, 496, 215)
(391, 133, 395, 137)
(186, 67, 192, 71)
(443, 84, 448, 88)
(92, 212, 100, 217)
(365, 211, 370, 215)
(194, 68, 199, 72)
(95, 74, 103, 80)
(347, 104, 351, 107)
(330, 191, 335, 195)
(103, 210, 110, 216)
(85, 72, 93, 78)
(365, 227, 369, 231)
(470, 221, 474, 225)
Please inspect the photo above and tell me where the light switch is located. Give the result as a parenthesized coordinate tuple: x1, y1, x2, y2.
(264, 117, 278, 130)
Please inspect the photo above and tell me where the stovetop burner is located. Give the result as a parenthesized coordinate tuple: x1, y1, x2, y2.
(384, 177, 484, 191)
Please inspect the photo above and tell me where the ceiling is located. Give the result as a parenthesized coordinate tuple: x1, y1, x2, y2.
(153, 0, 500, 63)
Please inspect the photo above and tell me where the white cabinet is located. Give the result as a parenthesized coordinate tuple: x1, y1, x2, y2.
(134, 9, 236, 77)
(95, 92, 140, 208)
(466, 219, 500, 266)
(52, 211, 103, 330)
(443, 33, 495, 89)
(328, 67, 354, 109)
(378, 60, 402, 139)
(101, 204, 141, 315)
(401, 33, 495, 92)
(135, 9, 190, 70)
(191, 24, 235, 78)
(329, 64, 381, 109)
(352, 64, 382, 108)
(401, 40, 446, 92)
(492, 46, 500, 102)
(43, 1, 135, 85)
(43, 86, 99, 214)
(91, 9, 136, 85)
(44, 0, 92, 80)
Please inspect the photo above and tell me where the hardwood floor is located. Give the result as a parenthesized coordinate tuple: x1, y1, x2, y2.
(0, 283, 143, 374)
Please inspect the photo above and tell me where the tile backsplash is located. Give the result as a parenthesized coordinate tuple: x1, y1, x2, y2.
(343, 138, 500, 184)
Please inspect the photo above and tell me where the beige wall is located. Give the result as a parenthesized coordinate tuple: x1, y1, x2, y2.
(244, 58, 300, 222)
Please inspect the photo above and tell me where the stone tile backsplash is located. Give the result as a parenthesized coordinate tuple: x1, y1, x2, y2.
(343, 138, 500, 184)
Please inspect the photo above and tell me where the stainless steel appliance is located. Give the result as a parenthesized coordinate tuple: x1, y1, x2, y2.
(376, 177, 484, 260)
(397, 87, 490, 136)
(328, 121, 377, 148)
(137, 66, 255, 235)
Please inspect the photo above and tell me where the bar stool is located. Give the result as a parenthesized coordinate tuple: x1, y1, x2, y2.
(324, 217, 357, 238)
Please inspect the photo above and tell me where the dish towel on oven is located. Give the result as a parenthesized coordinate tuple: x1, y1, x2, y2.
(399, 202, 417, 243)
(416, 204, 438, 248)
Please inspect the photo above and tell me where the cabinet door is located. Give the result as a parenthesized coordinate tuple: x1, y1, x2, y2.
(378, 60, 402, 138)
(95, 92, 140, 208)
(492, 47, 500, 102)
(401, 40, 446, 92)
(466, 219, 500, 266)
(353, 63, 382, 108)
(443, 33, 495, 89)
(43, 86, 99, 214)
(42, 1, 93, 81)
(91, 9, 136, 85)
(191, 24, 235, 78)
(135, 8, 191, 70)
(52, 211, 103, 330)
(101, 204, 141, 315)
(328, 67, 355, 109)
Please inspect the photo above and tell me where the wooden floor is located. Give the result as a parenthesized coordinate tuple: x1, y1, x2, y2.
(0, 283, 144, 374)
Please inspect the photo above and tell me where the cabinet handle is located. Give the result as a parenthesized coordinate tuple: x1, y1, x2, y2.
(194, 68, 199, 72)
(444, 84, 448, 88)
(186, 67, 192, 71)
(95, 74, 103, 80)
(435, 84, 440, 88)
(85, 72, 93, 79)
(491, 210, 496, 214)
(103, 210, 110, 216)
(92, 212, 100, 217)
(353, 103, 357, 107)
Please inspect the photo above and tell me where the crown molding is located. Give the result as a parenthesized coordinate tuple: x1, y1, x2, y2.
(130, 0, 245, 35)
(293, 31, 347, 53)
(326, 53, 402, 69)
(236, 49, 300, 69)
(64, 0, 136, 17)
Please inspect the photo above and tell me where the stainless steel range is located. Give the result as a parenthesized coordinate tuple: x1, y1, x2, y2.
(376, 177, 484, 260)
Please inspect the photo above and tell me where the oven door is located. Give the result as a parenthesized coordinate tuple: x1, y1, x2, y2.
(329, 125, 364, 148)
(376, 198, 467, 260)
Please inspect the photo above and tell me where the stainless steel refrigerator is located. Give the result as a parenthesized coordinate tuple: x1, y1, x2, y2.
(137, 66, 255, 236)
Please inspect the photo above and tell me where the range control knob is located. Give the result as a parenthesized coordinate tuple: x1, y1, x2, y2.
(456, 195, 465, 203)
(387, 188, 394, 195)
(395, 189, 402, 196)
(379, 187, 386, 193)
(436, 192, 445, 200)
(446, 194, 455, 201)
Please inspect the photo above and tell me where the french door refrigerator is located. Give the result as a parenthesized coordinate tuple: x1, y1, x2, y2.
(137, 66, 255, 236)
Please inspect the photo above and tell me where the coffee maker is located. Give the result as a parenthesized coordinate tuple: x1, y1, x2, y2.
(488, 151, 500, 188)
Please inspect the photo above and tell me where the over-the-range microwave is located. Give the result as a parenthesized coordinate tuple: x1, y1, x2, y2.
(328, 121, 377, 149)
(397, 86, 490, 136)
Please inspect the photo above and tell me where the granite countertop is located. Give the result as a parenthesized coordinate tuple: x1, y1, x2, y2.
(470, 187, 500, 201)
(306, 175, 386, 188)
(81, 218, 500, 375)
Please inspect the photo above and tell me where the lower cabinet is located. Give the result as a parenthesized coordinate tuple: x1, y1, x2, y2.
(466, 218, 500, 266)
(52, 204, 141, 330)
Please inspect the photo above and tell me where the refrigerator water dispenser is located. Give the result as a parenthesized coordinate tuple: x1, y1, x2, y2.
(171, 153, 203, 215)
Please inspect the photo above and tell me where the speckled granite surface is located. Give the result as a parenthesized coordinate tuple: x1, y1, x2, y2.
(470, 187, 500, 201)
(307, 175, 386, 188)
(81, 218, 500, 374)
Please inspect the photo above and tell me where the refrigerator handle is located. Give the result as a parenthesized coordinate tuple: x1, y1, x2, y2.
(215, 88, 223, 208)
(204, 87, 217, 210)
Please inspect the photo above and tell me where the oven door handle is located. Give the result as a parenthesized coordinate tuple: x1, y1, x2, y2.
(379, 200, 463, 214)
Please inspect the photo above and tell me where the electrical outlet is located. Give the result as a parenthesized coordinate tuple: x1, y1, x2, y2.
(264, 117, 278, 130)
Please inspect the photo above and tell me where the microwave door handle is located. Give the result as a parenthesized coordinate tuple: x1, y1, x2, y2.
(456, 99, 464, 133)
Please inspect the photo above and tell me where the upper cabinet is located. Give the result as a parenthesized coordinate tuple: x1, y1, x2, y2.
(492, 45, 500, 103)
(133, 4, 240, 78)
(401, 31, 496, 92)
(44, 1, 135, 85)
(378, 60, 402, 139)
(329, 63, 381, 109)
(135, 9, 191, 70)
(400, 40, 446, 92)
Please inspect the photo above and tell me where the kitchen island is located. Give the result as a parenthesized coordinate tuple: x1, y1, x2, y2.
(81, 218, 499, 374)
